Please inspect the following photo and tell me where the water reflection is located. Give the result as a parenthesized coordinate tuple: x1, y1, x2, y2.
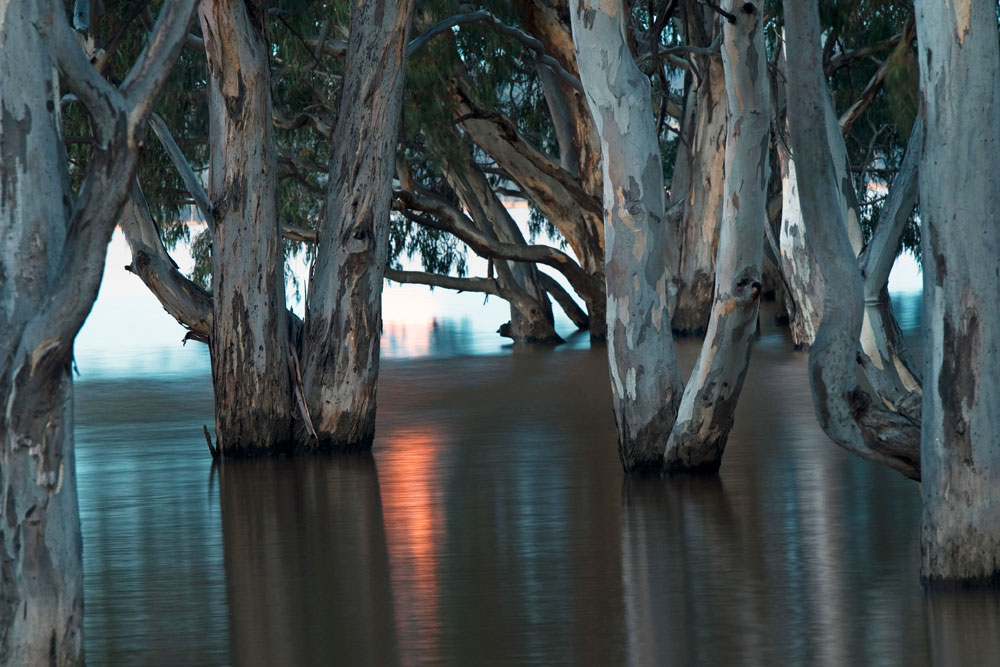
(74, 288, 1000, 665)
(218, 456, 398, 666)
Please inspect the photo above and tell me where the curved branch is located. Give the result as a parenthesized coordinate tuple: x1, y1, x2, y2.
(120, 180, 213, 339)
(407, 9, 584, 93)
(393, 188, 602, 306)
(385, 268, 500, 294)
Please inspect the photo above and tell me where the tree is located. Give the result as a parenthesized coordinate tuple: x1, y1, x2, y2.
(914, 0, 1000, 584)
(0, 0, 196, 661)
(783, 1, 921, 481)
(571, 0, 769, 473)
(300, 0, 417, 451)
(199, 0, 298, 455)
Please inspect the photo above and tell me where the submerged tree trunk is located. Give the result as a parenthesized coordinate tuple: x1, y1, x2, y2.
(664, 1, 770, 471)
(571, 0, 683, 473)
(915, 0, 1000, 584)
(669, 6, 726, 337)
(1, 1, 195, 661)
(785, 0, 919, 480)
(200, 0, 296, 456)
(301, 0, 416, 451)
(777, 38, 864, 349)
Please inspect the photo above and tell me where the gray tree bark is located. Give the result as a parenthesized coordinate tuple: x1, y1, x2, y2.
(571, 0, 683, 473)
(664, 1, 770, 471)
(784, 0, 920, 480)
(669, 5, 726, 337)
(199, 0, 297, 456)
(915, 0, 1000, 584)
(301, 0, 416, 451)
(0, 0, 195, 662)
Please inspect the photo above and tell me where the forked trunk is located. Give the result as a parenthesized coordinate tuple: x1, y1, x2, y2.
(200, 0, 297, 456)
(915, 0, 1000, 584)
(301, 0, 416, 451)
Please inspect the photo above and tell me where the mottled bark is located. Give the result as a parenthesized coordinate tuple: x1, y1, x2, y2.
(669, 7, 726, 337)
(776, 135, 823, 347)
(784, 0, 919, 480)
(915, 0, 1000, 584)
(571, 0, 683, 473)
(777, 32, 865, 349)
(1, 0, 195, 662)
(664, 0, 770, 471)
(301, 0, 416, 451)
(200, 0, 296, 456)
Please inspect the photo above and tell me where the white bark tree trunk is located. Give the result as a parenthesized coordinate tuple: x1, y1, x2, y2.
(915, 0, 1000, 584)
(571, 0, 683, 473)
(301, 0, 416, 451)
(664, 0, 770, 471)
(784, 0, 919, 480)
(199, 0, 297, 455)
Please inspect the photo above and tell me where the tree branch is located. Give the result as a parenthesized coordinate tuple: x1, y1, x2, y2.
(407, 9, 585, 93)
(149, 112, 214, 232)
(384, 268, 501, 295)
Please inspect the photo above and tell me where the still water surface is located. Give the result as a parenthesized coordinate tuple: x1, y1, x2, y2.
(74, 291, 1000, 666)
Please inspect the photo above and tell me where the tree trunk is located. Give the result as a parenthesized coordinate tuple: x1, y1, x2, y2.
(776, 135, 823, 347)
(664, 0, 770, 471)
(1, 12, 83, 662)
(777, 33, 865, 349)
(915, 0, 1000, 584)
(301, 0, 416, 451)
(784, 0, 919, 480)
(2, 1, 195, 661)
(669, 8, 726, 337)
(571, 0, 683, 474)
(199, 0, 297, 456)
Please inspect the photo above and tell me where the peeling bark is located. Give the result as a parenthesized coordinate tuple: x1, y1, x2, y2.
(301, 0, 416, 452)
(915, 0, 1000, 584)
(199, 0, 296, 456)
(664, 0, 770, 471)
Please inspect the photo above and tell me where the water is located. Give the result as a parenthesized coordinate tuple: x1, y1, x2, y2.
(73, 262, 1000, 666)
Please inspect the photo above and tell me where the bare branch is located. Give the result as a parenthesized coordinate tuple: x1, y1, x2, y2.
(858, 109, 922, 295)
(149, 113, 214, 232)
(384, 269, 501, 295)
(121, 180, 213, 339)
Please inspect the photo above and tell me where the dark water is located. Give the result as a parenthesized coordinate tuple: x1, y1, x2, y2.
(75, 293, 1000, 666)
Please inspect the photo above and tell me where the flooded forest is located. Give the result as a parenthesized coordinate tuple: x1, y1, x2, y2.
(2, 0, 1000, 664)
